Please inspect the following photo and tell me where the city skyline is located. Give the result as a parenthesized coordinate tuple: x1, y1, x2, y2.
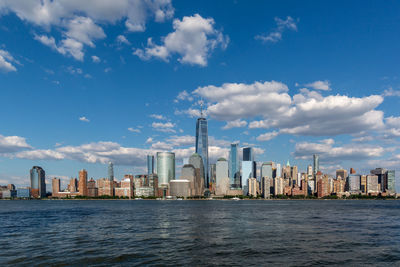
(0, 1, 399, 192)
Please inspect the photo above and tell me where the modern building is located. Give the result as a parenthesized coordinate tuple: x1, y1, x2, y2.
(313, 154, 319, 177)
(276, 163, 282, 178)
(189, 153, 205, 195)
(108, 162, 114, 181)
(229, 143, 240, 188)
(169, 180, 191, 198)
(68, 178, 78, 192)
(210, 163, 216, 193)
(216, 158, 229, 196)
(157, 152, 175, 187)
(78, 169, 88, 196)
(367, 175, 379, 195)
(147, 155, 154, 175)
(17, 187, 30, 198)
(336, 169, 348, 180)
(30, 166, 46, 198)
(291, 165, 298, 186)
(242, 161, 256, 191)
(243, 147, 254, 161)
(52, 178, 61, 197)
(181, 164, 196, 196)
(97, 178, 114, 196)
(370, 168, 387, 192)
(115, 178, 133, 198)
(387, 170, 396, 194)
(261, 176, 272, 199)
(261, 162, 274, 180)
(195, 110, 209, 188)
(348, 174, 361, 194)
(248, 177, 257, 197)
(87, 178, 98, 197)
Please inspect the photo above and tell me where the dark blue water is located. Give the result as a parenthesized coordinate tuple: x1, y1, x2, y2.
(1, 200, 400, 266)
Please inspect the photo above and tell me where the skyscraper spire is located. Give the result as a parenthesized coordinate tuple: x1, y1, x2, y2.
(199, 99, 204, 118)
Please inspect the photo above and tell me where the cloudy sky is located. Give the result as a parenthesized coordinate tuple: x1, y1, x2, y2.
(0, 0, 399, 191)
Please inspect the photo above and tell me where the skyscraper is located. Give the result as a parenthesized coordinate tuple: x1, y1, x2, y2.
(261, 162, 274, 179)
(108, 162, 114, 181)
(78, 169, 88, 196)
(313, 154, 319, 177)
(147, 155, 154, 175)
(243, 147, 254, 161)
(30, 166, 46, 198)
(229, 143, 240, 188)
(387, 170, 396, 194)
(157, 152, 175, 187)
(195, 110, 209, 188)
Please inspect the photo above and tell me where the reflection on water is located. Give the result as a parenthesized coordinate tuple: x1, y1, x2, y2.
(1, 200, 400, 266)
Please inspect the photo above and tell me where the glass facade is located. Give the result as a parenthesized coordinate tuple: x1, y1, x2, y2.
(157, 152, 175, 186)
(229, 143, 240, 188)
(348, 174, 361, 193)
(387, 170, 396, 193)
(108, 162, 114, 181)
(195, 117, 209, 188)
(313, 154, 319, 176)
(243, 147, 254, 161)
(147, 155, 154, 175)
(30, 166, 46, 198)
(241, 161, 255, 189)
(261, 162, 273, 178)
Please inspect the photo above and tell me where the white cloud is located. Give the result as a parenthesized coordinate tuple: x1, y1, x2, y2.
(175, 90, 194, 102)
(133, 14, 229, 66)
(383, 87, 400, 97)
(222, 119, 247, 130)
(79, 116, 90, 122)
(293, 139, 385, 163)
(14, 149, 64, 160)
(0, 49, 17, 72)
(0, 134, 31, 153)
(91, 55, 100, 63)
(128, 127, 141, 133)
(149, 114, 166, 120)
(175, 108, 202, 118)
(145, 137, 153, 144)
(104, 67, 112, 73)
(116, 34, 131, 45)
(152, 121, 176, 133)
(2, 0, 174, 60)
(256, 131, 279, 141)
(305, 80, 331, 91)
(255, 16, 297, 43)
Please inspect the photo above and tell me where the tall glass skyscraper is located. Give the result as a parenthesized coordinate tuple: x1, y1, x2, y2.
(243, 147, 254, 161)
(108, 162, 114, 181)
(195, 113, 209, 188)
(30, 166, 46, 198)
(313, 154, 319, 176)
(157, 152, 175, 186)
(229, 143, 240, 188)
(147, 155, 154, 175)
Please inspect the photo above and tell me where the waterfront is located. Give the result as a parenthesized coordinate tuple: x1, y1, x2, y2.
(1, 200, 400, 266)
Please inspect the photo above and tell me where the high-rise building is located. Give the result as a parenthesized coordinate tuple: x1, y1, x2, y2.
(313, 154, 319, 177)
(367, 175, 379, 194)
(261, 176, 272, 199)
(87, 178, 98, 197)
(370, 168, 387, 192)
(195, 111, 209, 188)
(307, 165, 313, 176)
(360, 175, 367, 193)
(108, 162, 114, 181)
(52, 178, 60, 197)
(261, 162, 273, 179)
(348, 174, 361, 194)
(229, 143, 240, 188)
(181, 164, 196, 196)
(291, 166, 298, 186)
(157, 152, 175, 187)
(30, 166, 46, 198)
(386, 170, 396, 194)
(78, 169, 88, 196)
(248, 177, 257, 197)
(147, 155, 154, 175)
(210, 163, 216, 192)
(276, 163, 282, 178)
(216, 158, 229, 196)
(189, 153, 205, 195)
(336, 169, 348, 180)
(350, 168, 356, 174)
(243, 147, 254, 161)
(242, 161, 256, 193)
(68, 178, 78, 192)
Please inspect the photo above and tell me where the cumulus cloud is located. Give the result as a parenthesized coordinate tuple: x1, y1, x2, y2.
(255, 16, 298, 43)
(128, 127, 141, 133)
(133, 14, 229, 66)
(222, 119, 247, 130)
(149, 114, 166, 120)
(91, 55, 100, 63)
(383, 87, 400, 97)
(293, 139, 385, 163)
(0, 49, 17, 72)
(305, 80, 331, 91)
(256, 131, 279, 141)
(152, 121, 176, 133)
(175, 90, 194, 102)
(116, 34, 131, 45)
(1, 0, 174, 60)
(0, 134, 32, 153)
(79, 116, 90, 122)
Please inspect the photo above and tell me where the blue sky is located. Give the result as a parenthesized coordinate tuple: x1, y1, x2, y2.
(0, 0, 399, 191)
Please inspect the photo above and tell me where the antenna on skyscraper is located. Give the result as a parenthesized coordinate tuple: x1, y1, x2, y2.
(199, 98, 204, 118)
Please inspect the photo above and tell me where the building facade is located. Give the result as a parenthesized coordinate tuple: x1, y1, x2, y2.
(195, 114, 209, 188)
(30, 166, 46, 198)
(229, 143, 240, 188)
(157, 152, 175, 187)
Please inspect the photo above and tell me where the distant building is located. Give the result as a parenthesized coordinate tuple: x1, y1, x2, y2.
(276, 163, 281, 178)
(348, 174, 361, 194)
(108, 162, 114, 181)
(189, 153, 205, 196)
(387, 170, 396, 194)
(17, 187, 30, 198)
(317, 176, 329, 198)
(313, 154, 319, 177)
(261, 162, 273, 180)
(97, 178, 114, 196)
(115, 178, 133, 198)
(157, 152, 175, 187)
(181, 164, 196, 197)
(243, 147, 254, 161)
(170, 180, 191, 198)
(274, 177, 284, 196)
(370, 168, 387, 192)
(291, 166, 298, 186)
(210, 163, 216, 193)
(52, 178, 61, 197)
(336, 169, 348, 180)
(216, 158, 229, 196)
(367, 175, 379, 195)
(360, 175, 367, 193)
(261, 177, 272, 199)
(68, 178, 78, 193)
(147, 155, 154, 175)
(242, 161, 255, 194)
(229, 143, 240, 188)
(195, 110, 209, 188)
(350, 168, 356, 174)
(248, 178, 257, 197)
(78, 169, 88, 196)
(30, 166, 46, 198)
(87, 178, 98, 197)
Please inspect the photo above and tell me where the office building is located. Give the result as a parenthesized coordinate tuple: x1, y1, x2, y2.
(189, 153, 205, 195)
(313, 154, 319, 177)
(242, 160, 256, 192)
(78, 169, 88, 196)
(97, 178, 114, 196)
(216, 158, 230, 196)
(147, 155, 154, 175)
(261, 162, 273, 179)
(229, 143, 240, 188)
(157, 152, 175, 187)
(17, 187, 30, 198)
(108, 162, 114, 181)
(30, 166, 46, 198)
(261, 176, 272, 199)
(367, 175, 379, 195)
(68, 178, 78, 192)
(348, 174, 361, 194)
(181, 164, 196, 196)
(248, 177, 257, 197)
(87, 178, 98, 197)
(276, 163, 282, 178)
(350, 168, 356, 174)
(291, 165, 298, 186)
(336, 169, 348, 180)
(370, 168, 387, 192)
(360, 175, 367, 193)
(386, 170, 396, 194)
(195, 110, 209, 188)
(243, 147, 254, 161)
(52, 178, 61, 197)
(170, 180, 191, 198)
